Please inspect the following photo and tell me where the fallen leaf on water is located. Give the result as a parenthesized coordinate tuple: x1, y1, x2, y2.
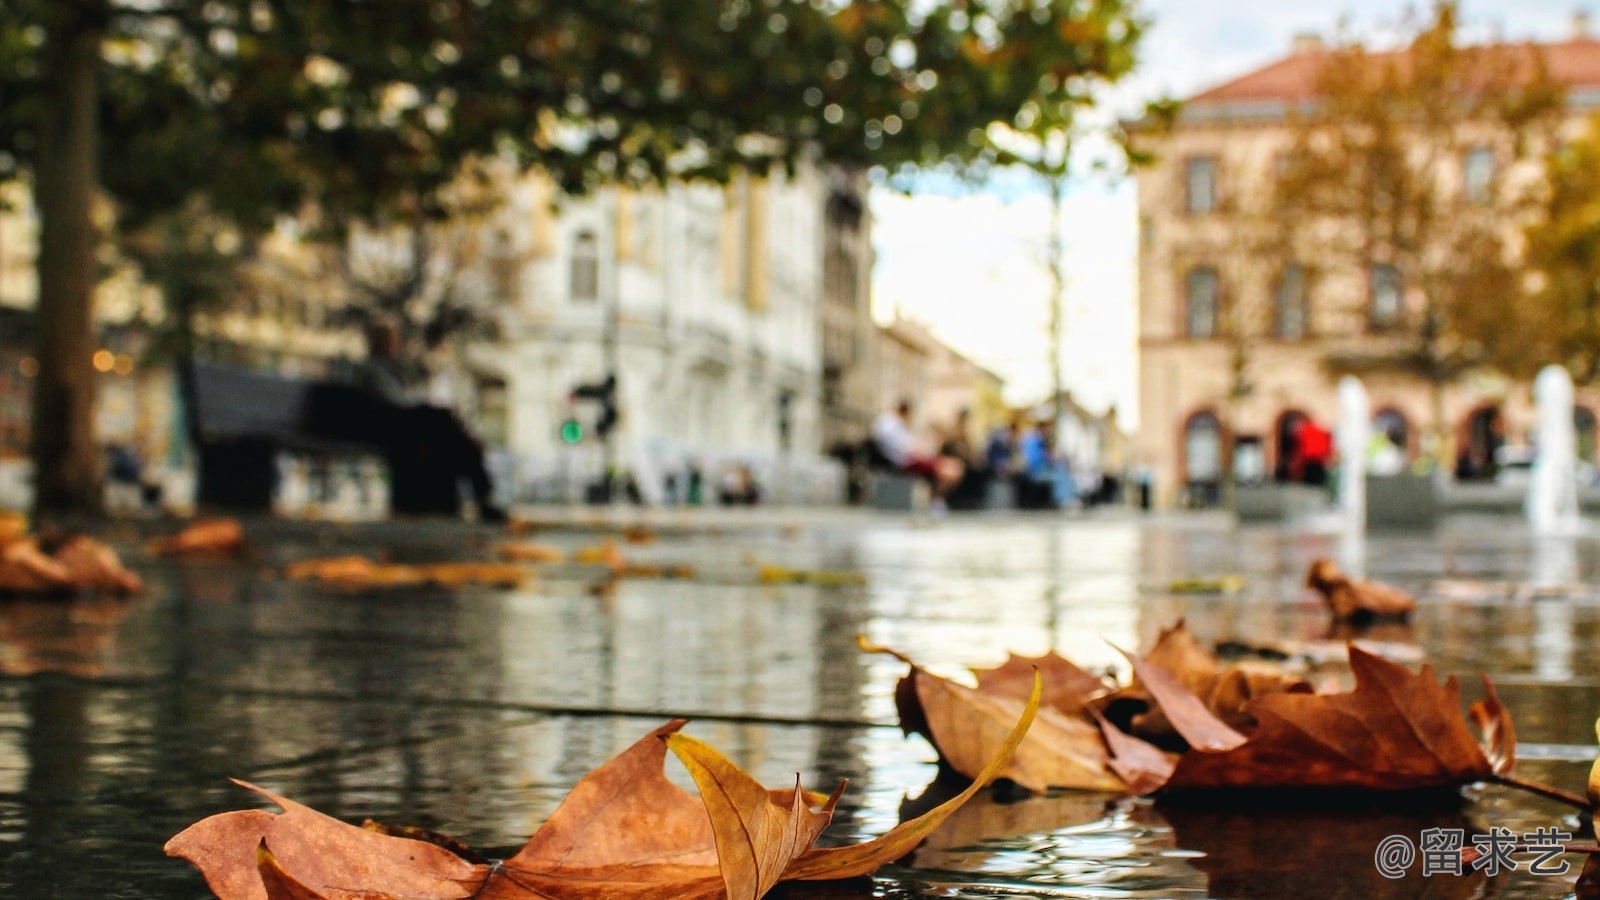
(283, 556, 528, 589)
(1307, 558, 1415, 623)
(861, 636, 1128, 793)
(52, 534, 144, 594)
(1166, 574, 1244, 595)
(1102, 621, 1310, 746)
(574, 539, 625, 571)
(1146, 645, 1514, 793)
(148, 518, 247, 557)
(967, 649, 1111, 717)
(757, 565, 866, 586)
(497, 541, 565, 563)
(168, 687, 1041, 899)
(0, 510, 26, 545)
(0, 532, 141, 595)
(621, 524, 657, 544)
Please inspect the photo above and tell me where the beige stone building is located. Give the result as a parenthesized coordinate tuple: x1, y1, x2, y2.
(820, 167, 880, 456)
(1135, 27, 1600, 508)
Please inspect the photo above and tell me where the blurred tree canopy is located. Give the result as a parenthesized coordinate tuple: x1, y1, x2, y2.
(1269, 1, 1566, 455)
(0, 0, 1146, 514)
(1521, 115, 1600, 383)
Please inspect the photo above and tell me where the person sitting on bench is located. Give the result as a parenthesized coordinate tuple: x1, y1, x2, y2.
(356, 320, 505, 522)
(870, 399, 964, 503)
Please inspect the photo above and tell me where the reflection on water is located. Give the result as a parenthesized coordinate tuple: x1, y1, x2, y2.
(0, 514, 1597, 896)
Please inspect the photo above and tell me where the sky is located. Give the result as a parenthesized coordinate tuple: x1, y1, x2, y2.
(870, 0, 1587, 430)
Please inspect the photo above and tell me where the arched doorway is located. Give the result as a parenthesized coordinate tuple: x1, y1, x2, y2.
(1457, 405, 1503, 481)
(1576, 406, 1597, 465)
(1182, 410, 1224, 508)
(1373, 407, 1410, 455)
(1273, 410, 1308, 482)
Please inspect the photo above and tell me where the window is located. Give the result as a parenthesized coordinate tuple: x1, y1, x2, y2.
(1185, 266, 1219, 338)
(570, 231, 598, 302)
(1464, 146, 1495, 204)
(1185, 156, 1217, 214)
(1274, 263, 1308, 339)
(1369, 263, 1403, 329)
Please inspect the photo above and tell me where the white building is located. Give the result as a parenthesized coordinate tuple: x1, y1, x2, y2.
(463, 168, 839, 504)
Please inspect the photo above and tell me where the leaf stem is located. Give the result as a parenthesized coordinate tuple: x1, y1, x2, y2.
(1491, 772, 1595, 812)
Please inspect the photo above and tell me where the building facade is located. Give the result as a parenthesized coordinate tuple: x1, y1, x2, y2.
(1135, 27, 1600, 508)
(819, 167, 880, 457)
(469, 166, 834, 504)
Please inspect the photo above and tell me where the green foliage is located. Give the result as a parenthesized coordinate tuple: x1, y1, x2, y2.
(1, 0, 1148, 227)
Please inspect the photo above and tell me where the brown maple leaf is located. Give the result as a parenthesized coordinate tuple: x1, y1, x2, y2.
(168, 684, 1041, 899)
(148, 518, 248, 557)
(1102, 621, 1310, 746)
(1307, 558, 1416, 623)
(863, 637, 1130, 793)
(1132, 644, 1515, 793)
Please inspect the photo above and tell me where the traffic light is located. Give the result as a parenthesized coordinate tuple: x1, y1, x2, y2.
(559, 418, 584, 444)
(571, 374, 618, 439)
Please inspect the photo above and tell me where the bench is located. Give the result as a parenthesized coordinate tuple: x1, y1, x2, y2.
(190, 362, 462, 515)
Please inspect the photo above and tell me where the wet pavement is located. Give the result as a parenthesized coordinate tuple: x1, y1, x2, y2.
(1, 509, 1598, 898)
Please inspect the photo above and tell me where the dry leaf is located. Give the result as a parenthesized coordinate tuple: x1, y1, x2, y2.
(497, 542, 565, 563)
(283, 556, 528, 589)
(1151, 646, 1513, 792)
(863, 637, 1125, 793)
(971, 651, 1110, 716)
(621, 524, 657, 544)
(148, 518, 247, 557)
(0, 510, 26, 546)
(574, 539, 625, 571)
(0, 537, 74, 593)
(51, 534, 143, 594)
(169, 693, 1041, 899)
(1307, 558, 1415, 622)
(1106, 622, 1310, 745)
(0, 532, 140, 595)
(756, 565, 866, 586)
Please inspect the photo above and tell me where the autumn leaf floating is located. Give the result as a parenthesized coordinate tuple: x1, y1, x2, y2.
(148, 518, 248, 557)
(867, 620, 1566, 803)
(497, 541, 566, 563)
(0, 522, 141, 595)
(757, 564, 867, 586)
(1306, 557, 1415, 623)
(283, 555, 529, 589)
(168, 680, 1041, 899)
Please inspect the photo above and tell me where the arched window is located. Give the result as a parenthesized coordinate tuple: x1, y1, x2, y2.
(1184, 411, 1222, 482)
(570, 231, 599, 302)
(1274, 264, 1308, 339)
(1273, 409, 1308, 482)
(1576, 406, 1597, 464)
(1369, 263, 1403, 329)
(1185, 266, 1219, 338)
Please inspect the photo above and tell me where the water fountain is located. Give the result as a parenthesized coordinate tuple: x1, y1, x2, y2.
(1336, 376, 1370, 529)
(1527, 364, 1580, 534)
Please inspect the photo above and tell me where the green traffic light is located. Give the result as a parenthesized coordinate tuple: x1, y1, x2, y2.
(560, 419, 584, 444)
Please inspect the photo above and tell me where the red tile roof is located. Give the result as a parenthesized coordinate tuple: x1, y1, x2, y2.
(1189, 37, 1600, 105)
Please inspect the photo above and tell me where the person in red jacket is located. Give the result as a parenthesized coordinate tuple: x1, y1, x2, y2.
(1291, 418, 1333, 486)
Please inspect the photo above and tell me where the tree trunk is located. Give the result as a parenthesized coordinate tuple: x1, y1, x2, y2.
(31, 12, 103, 516)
